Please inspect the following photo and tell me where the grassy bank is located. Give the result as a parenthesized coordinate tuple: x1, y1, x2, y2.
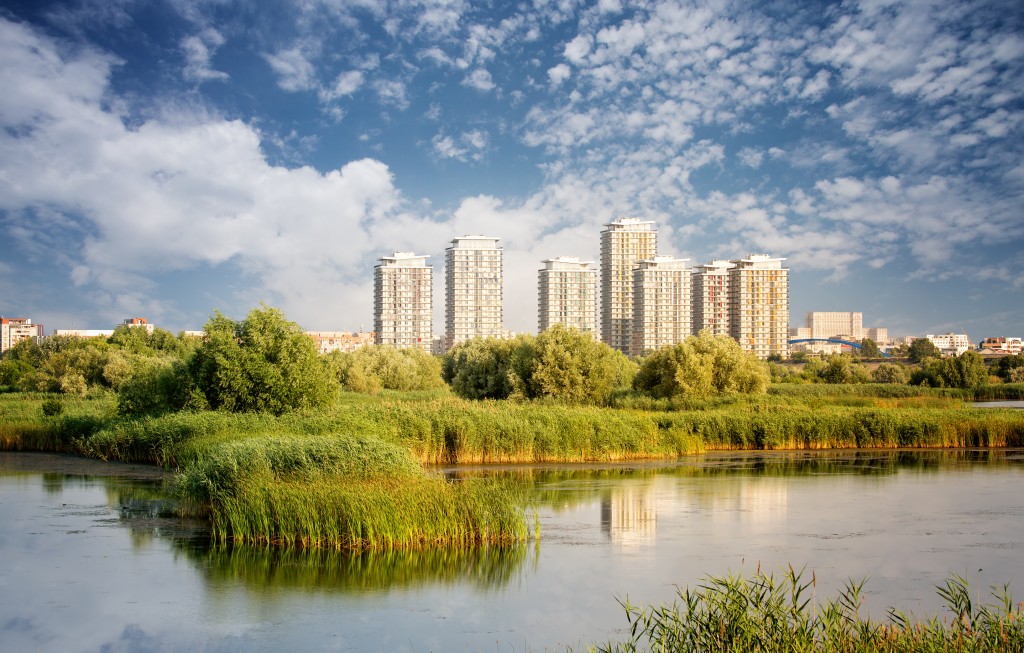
(3, 388, 1024, 549)
(586, 569, 1023, 653)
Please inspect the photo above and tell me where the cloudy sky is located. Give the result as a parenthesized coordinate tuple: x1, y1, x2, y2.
(1, 0, 1022, 342)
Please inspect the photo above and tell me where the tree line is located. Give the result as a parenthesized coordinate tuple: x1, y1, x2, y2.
(2, 305, 1021, 415)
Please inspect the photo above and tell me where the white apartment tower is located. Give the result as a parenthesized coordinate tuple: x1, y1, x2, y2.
(692, 260, 734, 337)
(373, 252, 433, 350)
(538, 257, 597, 334)
(631, 257, 692, 356)
(445, 235, 503, 349)
(600, 218, 658, 354)
(729, 254, 790, 359)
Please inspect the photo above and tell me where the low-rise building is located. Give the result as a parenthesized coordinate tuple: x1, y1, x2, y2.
(978, 337, 1022, 355)
(306, 331, 374, 354)
(926, 333, 973, 357)
(1, 317, 44, 353)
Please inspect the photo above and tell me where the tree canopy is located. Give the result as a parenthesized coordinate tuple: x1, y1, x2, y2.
(187, 306, 335, 414)
(907, 338, 941, 363)
(633, 330, 770, 399)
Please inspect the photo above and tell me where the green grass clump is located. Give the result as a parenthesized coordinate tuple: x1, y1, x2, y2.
(209, 474, 529, 549)
(587, 569, 1024, 653)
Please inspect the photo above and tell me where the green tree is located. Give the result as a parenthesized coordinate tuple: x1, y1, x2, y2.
(187, 306, 336, 414)
(995, 354, 1024, 381)
(328, 345, 444, 393)
(512, 324, 635, 404)
(871, 362, 909, 384)
(907, 338, 941, 363)
(934, 351, 988, 389)
(859, 338, 881, 358)
(633, 330, 770, 399)
(442, 337, 525, 400)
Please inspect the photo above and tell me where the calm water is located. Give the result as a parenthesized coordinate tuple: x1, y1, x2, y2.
(2, 449, 1024, 652)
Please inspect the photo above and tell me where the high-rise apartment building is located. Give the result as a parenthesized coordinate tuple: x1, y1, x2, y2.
(692, 260, 734, 337)
(538, 257, 597, 334)
(631, 257, 691, 356)
(373, 252, 433, 350)
(445, 236, 503, 349)
(1, 317, 43, 353)
(729, 254, 789, 359)
(600, 218, 657, 354)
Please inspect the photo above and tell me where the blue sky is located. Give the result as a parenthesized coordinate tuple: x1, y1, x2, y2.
(1, 0, 1022, 343)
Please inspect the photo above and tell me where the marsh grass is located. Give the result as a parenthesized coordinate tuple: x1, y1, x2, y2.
(210, 475, 531, 549)
(587, 569, 1024, 653)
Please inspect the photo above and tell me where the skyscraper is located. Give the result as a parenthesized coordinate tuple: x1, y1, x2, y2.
(631, 256, 691, 356)
(445, 235, 503, 349)
(373, 252, 433, 350)
(692, 260, 734, 336)
(729, 254, 789, 359)
(538, 256, 597, 334)
(600, 218, 657, 354)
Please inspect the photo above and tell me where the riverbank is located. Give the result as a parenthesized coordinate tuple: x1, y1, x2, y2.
(3, 387, 1024, 548)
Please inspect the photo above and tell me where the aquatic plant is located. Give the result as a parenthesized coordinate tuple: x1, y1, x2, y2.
(585, 569, 1024, 652)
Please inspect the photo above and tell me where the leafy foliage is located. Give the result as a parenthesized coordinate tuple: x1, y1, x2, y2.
(633, 330, 770, 399)
(872, 362, 910, 384)
(912, 352, 989, 389)
(187, 306, 336, 415)
(327, 345, 445, 393)
(908, 337, 942, 363)
(442, 328, 635, 404)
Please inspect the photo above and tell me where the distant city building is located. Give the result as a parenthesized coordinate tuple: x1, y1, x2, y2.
(121, 317, 155, 335)
(52, 329, 115, 338)
(538, 257, 597, 335)
(807, 312, 863, 340)
(729, 254, 789, 359)
(373, 252, 433, 350)
(979, 337, 1023, 354)
(306, 331, 374, 354)
(600, 218, 657, 354)
(1, 317, 44, 353)
(692, 260, 734, 337)
(631, 256, 691, 356)
(864, 327, 889, 343)
(445, 235, 503, 350)
(926, 333, 973, 357)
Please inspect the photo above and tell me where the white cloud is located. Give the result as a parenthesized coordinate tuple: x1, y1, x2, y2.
(263, 47, 317, 92)
(547, 63, 571, 85)
(320, 70, 364, 101)
(463, 68, 495, 91)
(181, 28, 228, 83)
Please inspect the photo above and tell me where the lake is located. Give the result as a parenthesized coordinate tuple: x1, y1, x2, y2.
(2, 449, 1023, 652)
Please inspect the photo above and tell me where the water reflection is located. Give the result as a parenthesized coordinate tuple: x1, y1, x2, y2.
(3, 449, 1024, 652)
(181, 543, 535, 593)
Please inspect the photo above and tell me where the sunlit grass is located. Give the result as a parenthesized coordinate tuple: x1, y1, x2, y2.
(584, 569, 1024, 653)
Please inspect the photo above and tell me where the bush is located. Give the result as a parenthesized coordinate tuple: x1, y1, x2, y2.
(41, 398, 64, 417)
(633, 331, 770, 399)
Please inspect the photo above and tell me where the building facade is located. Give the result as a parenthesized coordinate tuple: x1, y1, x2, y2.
(807, 312, 863, 340)
(538, 257, 597, 334)
(445, 235, 503, 350)
(1, 317, 44, 353)
(307, 331, 375, 354)
(729, 254, 789, 359)
(631, 257, 691, 356)
(600, 218, 657, 354)
(926, 333, 973, 357)
(373, 252, 433, 350)
(692, 260, 733, 336)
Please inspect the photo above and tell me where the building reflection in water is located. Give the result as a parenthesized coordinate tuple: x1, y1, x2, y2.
(600, 476, 791, 548)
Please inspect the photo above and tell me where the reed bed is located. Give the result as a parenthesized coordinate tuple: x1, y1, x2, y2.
(586, 569, 1024, 653)
(210, 475, 530, 549)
